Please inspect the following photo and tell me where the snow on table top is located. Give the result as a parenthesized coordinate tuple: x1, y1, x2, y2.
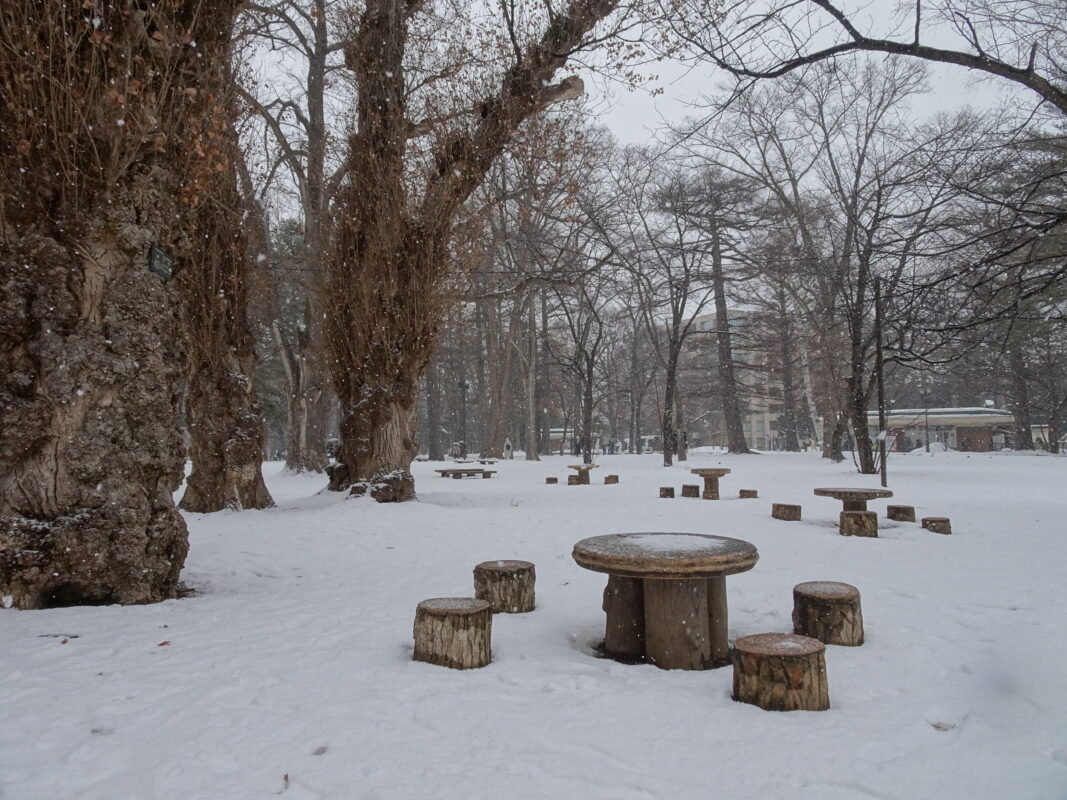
(572, 532, 758, 577)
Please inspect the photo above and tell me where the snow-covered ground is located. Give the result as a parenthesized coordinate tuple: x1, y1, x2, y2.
(2, 452, 1065, 799)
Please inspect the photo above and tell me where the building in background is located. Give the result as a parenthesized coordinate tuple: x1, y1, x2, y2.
(866, 407, 1015, 452)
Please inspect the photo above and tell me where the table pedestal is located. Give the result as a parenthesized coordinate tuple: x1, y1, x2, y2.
(706, 576, 729, 667)
(843, 499, 868, 512)
(644, 578, 711, 670)
(602, 575, 644, 658)
(701, 477, 721, 500)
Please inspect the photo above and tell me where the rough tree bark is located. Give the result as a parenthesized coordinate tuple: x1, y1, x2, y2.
(178, 112, 274, 513)
(324, 0, 617, 501)
(0, 1, 238, 607)
(1008, 341, 1035, 450)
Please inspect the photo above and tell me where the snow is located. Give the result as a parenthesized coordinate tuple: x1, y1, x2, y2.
(2, 452, 1066, 799)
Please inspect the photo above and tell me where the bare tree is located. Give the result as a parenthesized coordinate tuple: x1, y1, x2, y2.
(323, 0, 635, 500)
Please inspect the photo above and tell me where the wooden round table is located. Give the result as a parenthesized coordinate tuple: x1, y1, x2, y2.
(690, 468, 731, 500)
(567, 464, 598, 485)
(572, 533, 758, 670)
(813, 487, 893, 512)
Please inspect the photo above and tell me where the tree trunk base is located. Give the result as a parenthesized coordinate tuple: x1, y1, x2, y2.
(840, 511, 878, 537)
(886, 505, 916, 522)
(413, 598, 492, 669)
(792, 582, 864, 646)
(349, 470, 416, 503)
(0, 506, 187, 610)
(922, 517, 952, 535)
(732, 633, 830, 711)
(772, 503, 802, 521)
(474, 560, 535, 613)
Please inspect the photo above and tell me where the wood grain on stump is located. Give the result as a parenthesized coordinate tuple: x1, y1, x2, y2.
(604, 475, 619, 485)
(681, 484, 700, 498)
(886, 505, 915, 522)
(413, 598, 492, 669)
(732, 633, 829, 711)
(602, 575, 644, 658)
(644, 578, 710, 670)
(545, 477, 558, 484)
(474, 560, 535, 613)
(739, 489, 758, 499)
(792, 581, 863, 646)
(839, 510, 878, 537)
(922, 517, 952, 534)
(659, 487, 675, 498)
(772, 503, 801, 521)
(567, 475, 580, 485)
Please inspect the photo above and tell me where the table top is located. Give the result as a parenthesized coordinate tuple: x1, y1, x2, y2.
(567, 464, 599, 471)
(690, 468, 731, 478)
(813, 487, 893, 501)
(572, 533, 758, 579)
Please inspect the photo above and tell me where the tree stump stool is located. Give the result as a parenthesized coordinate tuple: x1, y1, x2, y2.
(413, 598, 492, 669)
(792, 582, 863, 646)
(732, 633, 830, 711)
(922, 517, 952, 535)
(474, 560, 535, 613)
(839, 510, 878, 537)
(605, 474, 619, 485)
(886, 505, 915, 522)
(567, 475, 581, 486)
(772, 503, 801, 521)
(545, 477, 559, 485)
(681, 484, 700, 498)
(739, 489, 758, 499)
(659, 487, 675, 498)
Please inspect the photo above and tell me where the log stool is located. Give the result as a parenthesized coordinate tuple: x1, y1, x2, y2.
(604, 475, 619, 485)
(567, 475, 581, 486)
(545, 477, 558, 485)
(772, 503, 801, 521)
(681, 484, 700, 498)
(473, 560, 535, 613)
(739, 489, 758, 499)
(839, 510, 878, 537)
(659, 487, 675, 498)
(886, 505, 915, 522)
(732, 633, 830, 711)
(792, 582, 863, 646)
(922, 517, 952, 535)
(413, 598, 492, 669)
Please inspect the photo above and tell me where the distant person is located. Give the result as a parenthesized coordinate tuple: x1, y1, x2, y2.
(449, 441, 460, 459)
(503, 438, 514, 459)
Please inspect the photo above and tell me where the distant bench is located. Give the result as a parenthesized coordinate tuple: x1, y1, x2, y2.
(435, 468, 496, 480)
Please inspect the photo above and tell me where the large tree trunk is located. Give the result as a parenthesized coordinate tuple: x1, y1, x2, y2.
(661, 342, 678, 467)
(711, 227, 752, 454)
(777, 290, 801, 452)
(0, 0, 238, 608)
(179, 113, 273, 513)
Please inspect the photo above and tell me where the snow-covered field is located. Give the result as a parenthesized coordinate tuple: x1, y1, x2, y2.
(2, 452, 1065, 799)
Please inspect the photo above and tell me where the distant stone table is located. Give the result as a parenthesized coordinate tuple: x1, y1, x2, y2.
(690, 468, 731, 500)
(572, 533, 758, 670)
(813, 487, 893, 513)
(567, 464, 599, 485)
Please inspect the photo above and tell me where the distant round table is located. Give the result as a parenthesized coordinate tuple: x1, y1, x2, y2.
(567, 464, 599, 485)
(572, 533, 758, 670)
(690, 468, 731, 500)
(813, 487, 893, 512)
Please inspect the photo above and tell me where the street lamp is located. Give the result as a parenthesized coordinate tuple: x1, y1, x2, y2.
(459, 379, 470, 458)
